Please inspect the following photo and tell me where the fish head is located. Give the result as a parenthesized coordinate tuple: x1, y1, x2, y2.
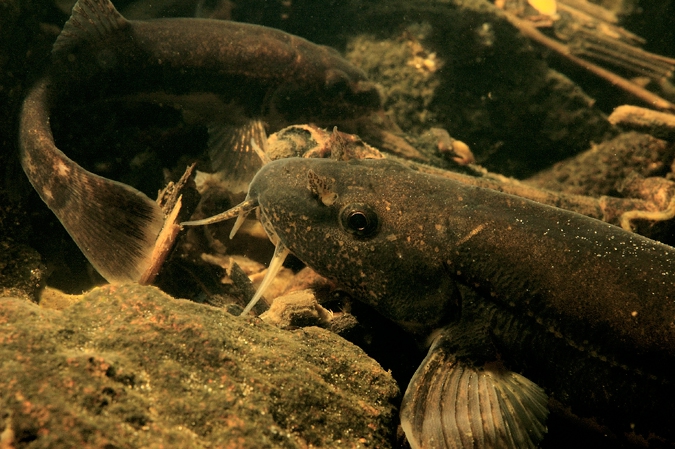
(267, 44, 382, 125)
(248, 157, 459, 334)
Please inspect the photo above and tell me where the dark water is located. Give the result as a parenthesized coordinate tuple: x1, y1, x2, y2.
(2, 1, 675, 448)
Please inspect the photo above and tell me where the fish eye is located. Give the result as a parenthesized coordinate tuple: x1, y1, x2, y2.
(339, 203, 379, 238)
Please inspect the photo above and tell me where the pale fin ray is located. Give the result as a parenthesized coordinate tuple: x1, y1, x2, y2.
(401, 334, 548, 449)
(493, 375, 525, 447)
(467, 366, 485, 446)
(440, 358, 461, 449)
(456, 367, 473, 448)
(479, 370, 504, 446)
(490, 367, 549, 444)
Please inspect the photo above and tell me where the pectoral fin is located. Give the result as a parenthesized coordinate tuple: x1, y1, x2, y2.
(208, 119, 267, 193)
(401, 333, 548, 449)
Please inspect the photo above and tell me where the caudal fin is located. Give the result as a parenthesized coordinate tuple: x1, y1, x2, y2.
(19, 77, 165, 284)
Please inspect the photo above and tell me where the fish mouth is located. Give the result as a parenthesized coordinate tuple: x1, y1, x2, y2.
(181, 156, 341, 317)
(182, 194, 292, 316)
(180, 162, 292, 317)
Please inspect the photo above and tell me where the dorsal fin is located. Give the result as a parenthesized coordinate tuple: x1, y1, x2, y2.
(53, 0, 128, 57)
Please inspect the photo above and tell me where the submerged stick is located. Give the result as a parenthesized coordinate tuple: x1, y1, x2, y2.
(503, 12, 675, 112)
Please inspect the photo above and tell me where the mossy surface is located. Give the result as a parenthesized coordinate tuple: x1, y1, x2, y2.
(0, 284, 399, 448)
(342, 0, 613, 177)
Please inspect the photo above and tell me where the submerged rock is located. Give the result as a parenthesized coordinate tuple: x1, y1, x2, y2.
(0, 284, 399, 448)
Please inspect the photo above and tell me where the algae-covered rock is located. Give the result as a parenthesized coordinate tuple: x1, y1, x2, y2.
(526, 131, 675, 197)
(342, 1, 614, 177)
(0, 284, 399, 448)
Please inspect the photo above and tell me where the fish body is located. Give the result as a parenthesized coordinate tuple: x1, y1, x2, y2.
(19, 0, 380, 283)
(49, 2, 380, 125)
(244, 156, 675, 448)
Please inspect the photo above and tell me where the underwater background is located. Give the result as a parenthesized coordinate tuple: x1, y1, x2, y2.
(2, 0, 675, 447)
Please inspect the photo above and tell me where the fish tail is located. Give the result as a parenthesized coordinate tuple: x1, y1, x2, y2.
(19, 77, 165, 284)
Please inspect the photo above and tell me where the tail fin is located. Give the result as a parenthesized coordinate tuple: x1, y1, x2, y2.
(19, 77, 165, 284)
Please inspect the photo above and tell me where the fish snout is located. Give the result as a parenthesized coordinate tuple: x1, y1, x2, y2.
(249, 158, 308, 200)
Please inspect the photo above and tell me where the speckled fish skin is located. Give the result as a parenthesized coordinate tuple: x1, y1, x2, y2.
(248, 156, 675, 443)
(48, 0, 381, 124)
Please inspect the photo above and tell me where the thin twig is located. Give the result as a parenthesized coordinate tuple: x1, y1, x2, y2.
(502, 11, 675, 112)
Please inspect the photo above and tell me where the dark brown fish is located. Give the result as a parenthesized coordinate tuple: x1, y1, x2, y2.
(49, 0, 380, 129)
(19, 0, 381, 283)
(213, 156, 675, 448)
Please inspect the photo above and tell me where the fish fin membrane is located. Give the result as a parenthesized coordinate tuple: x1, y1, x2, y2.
(60, 172, 165, 284)
(19, 79, 165, 284)
(400, 338, 548, 449)
(53, 0, 128, 57)
(208, 119, 267, 193)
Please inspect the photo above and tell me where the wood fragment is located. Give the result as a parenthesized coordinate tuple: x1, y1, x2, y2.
(557, 0, 619, 25)
(502, 11, 675, 112)
(138, 196, 183, 285)
(140, 163, 200, 285)
(608, 105, 675, 141)
(157, 163, 199, 215)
